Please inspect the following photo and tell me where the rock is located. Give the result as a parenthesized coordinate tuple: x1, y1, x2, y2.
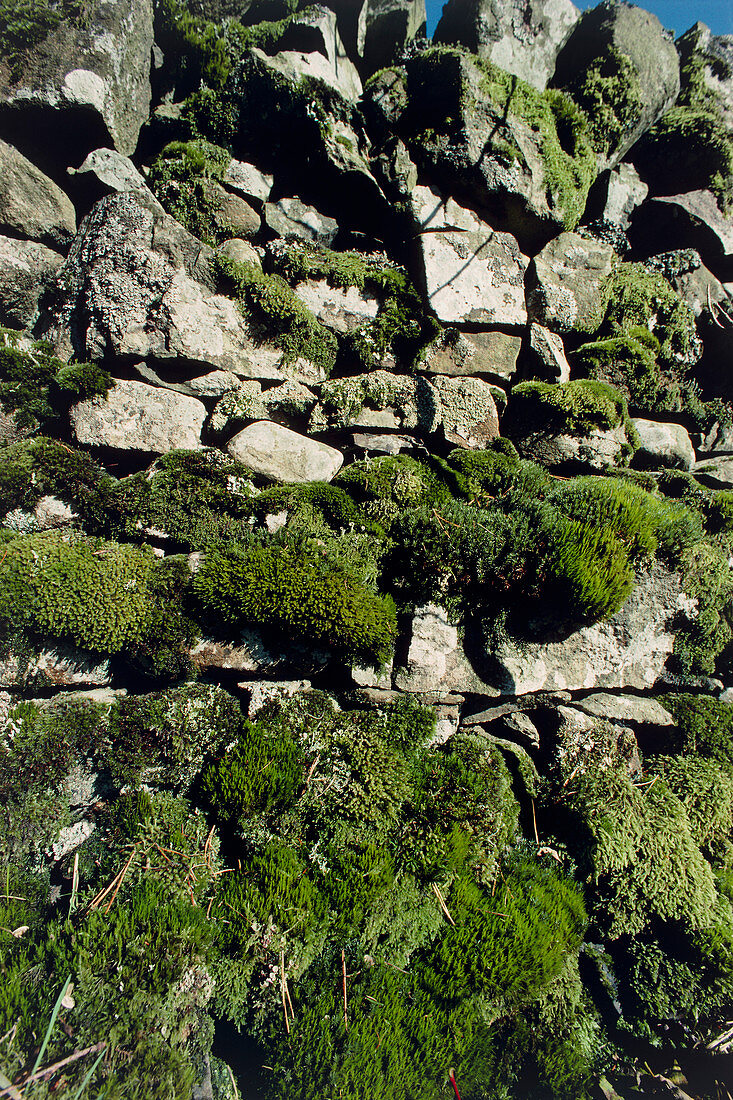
(0, 139, 76, 251)
(0, 644, 111, 690)
(497, 711, 540, 749)
(350, 432, 420, 454)
(555, 705, 641, 775)
(51, 820, 96, 862)
(676, 23, 733, 130)
(351, 657, 393, 690)
(132, 362, 240, 400)
(48, 192, 321, 382)
(432, 376, 500, 449)
(0, 234, 63, 329)
(210, 379, 316, 432)
(70, 379, 207, 454)
(292, 279, 380, 333)
(491, 564, 694, 695)
(264, 197, 339, 245)
(277, 6, 363, 100)
(631, 191, 733, 280)
(189, 631, 327, 676)
(665, 252, 728, 317)
(4, 495, 78, 534)
(411, 185, 527, 326)
(516, 425, 630, 471)
(552, 1, 680, 167)
(68, 147, 148, 196)
(203, 180, 261, 239)
(700, 422, 733, 455)
(527, 231, 616, 334)
(311, 370, 439, 432)
(529, 323, 571, 382)
(422, 329, 522, 382)
(395, 604, 499, 695)
(692, 455, 733, 489)
(245, 680, 313, 717)
(217, 238, 262, 267)
(226, 421, 344, 482)
(587, 163, 649, 230)
(573, 692, 675, 728)
(632, 418, 696, 471)
(223, 160, 274, 204)
(0, 0, 153, 164)
(435, 0, 579, 90)
(359, 0, 427, 75)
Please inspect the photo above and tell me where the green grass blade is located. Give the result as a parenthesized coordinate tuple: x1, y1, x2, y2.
(30, 975, 72, 1076)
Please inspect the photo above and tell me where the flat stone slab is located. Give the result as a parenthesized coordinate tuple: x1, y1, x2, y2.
(71, 378, 206, 454)
(573, 693, 675, 726)
(227, 421, 343, 483)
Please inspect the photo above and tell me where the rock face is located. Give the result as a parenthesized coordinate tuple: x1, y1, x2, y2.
(434, 0, 580, 90)
(632, 191, 733, 279)
(226, 421, 344, 482)
(395, 604, 499, 695)
(527, 231, 615, 334)
(0, 0, 153, 163)
(70, 379, 207, 454)
(0, 139, 76, 251)
(0, 235, 64, 328)
(432, 376, 500, 448)
(552, 1, 680, 167)
(422, 329, 522, 381)
(264, 197, 339, 245)
(411, 186, 528, 326)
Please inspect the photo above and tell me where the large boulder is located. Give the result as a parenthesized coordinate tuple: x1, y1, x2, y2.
(526, 230, 616, 334)
(410, 185, 528, 326)
(552, 1, 680, 169)
(434, 0, 580, 90)
(70, 379, 207, 454)
(0, 235, 64, 329)
(0, 0, 153, 170)
(325, 0, 426, 75)
(0, 139, 76, 251)
(631, 417, 696, 471)
(226, 421, 344, 482)
(45, 192, 324, 382)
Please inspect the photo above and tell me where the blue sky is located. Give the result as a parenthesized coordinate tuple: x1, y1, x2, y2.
(425, 1, 733, 38)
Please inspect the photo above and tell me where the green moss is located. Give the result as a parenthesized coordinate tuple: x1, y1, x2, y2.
(656, 694, 733, 770)
(336, 453, 464, 528)
(0, 337, 112, 433)
(147, 139, 235, 245)
(214, 255, 338, 376)
(602, 263, 701, 370)
(0, 0, 85, 73)
(673, 540, 733, 674)
(0, 436, 108, 522)
(652, 754, 733, 865)
(562, 46, 643, 157)
(191, 541, 396, 661)
(634, 106, 733, 208)
(542, 512, 635, 621)
(447, 443, 552, 502)
(508, 378, 637, 456)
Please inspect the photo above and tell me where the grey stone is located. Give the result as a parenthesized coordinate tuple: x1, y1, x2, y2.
(217, 238, 261, 267)
(0, 0, 153, 159)
(693, 455, 733, 489)
(47, 192, 322, 382)
(69, 147, 148, 195)
(411, 185, 528, 326)
(201, 180, 261, 239)
(210, 379, 316, 432)
(529, 323, 571, 382)
(592, 163, 648, 229)
(311, 370, 439, 433)
(553, 1, 680, 168)
(70, 379, 206, 454)
(3, 495, 78, 534)
(527, 231, 616, 334)
(636, 192, 733, 277)
(395, 604, 500, 695)
(432, 375, 500, 449)
(700, 422, 733, 455)
(246, 680, 313, 717)
(189, 631, 328, 676)
(350, 432, 420, 454)
(227, 421, 343, 483)
(676, 24, 733, 132)
(0, 644, 111, 690)
(498, 711, 540, 749)
(632, 418, 696, 471)
(293, 278, 380, 333)
(435, 0, 579, 90)
(0, 139, 76, 251)
(422, 329, 522, 381)
(360, 0, 427, 75)
(555, 705, 641, 776)
(668, 256, 729, 318)
(132, 361, 240, 400)
(0, 234, 63, 329)
(264, 197, 339, 245)
(223, 159, 273, 204)
(573, 692, 675, 728)
(277, 6, 363, 100)
(515, 425, 630, 471)
(491, 564, 695, 695)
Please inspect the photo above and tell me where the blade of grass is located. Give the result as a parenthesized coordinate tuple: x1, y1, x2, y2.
(69, 1046, 106, 1100)
(30, 975, 72, 1076)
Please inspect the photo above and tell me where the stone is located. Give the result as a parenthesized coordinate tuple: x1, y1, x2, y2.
(432, 376, 500, 449)
(395, 604, 499, 696)
(0, 0, 153, 164)
(529, 323, 571, 382)
(490, 564, 694, 695)
(573, 692, 675, 728)
(422, 328, 522, 382)
(498, 711, 540, 749)
(435, 0, 579, 90)
(217, 238, 261, 267)
(264, 197, 339, 245)
(277, 6, 363, 100)
(51, 820, 96, 862)
(0, 234, 63, 329)
(3, 495, 78, 534)
(411, 185, 528, 326)
(293, 279, 380, 333)
(360, 0, 427, 75)
(245, 680, 313, 717)
(132, 362, 240, 400)
(0, 139, 76, 251)
(632, 418, 696, 471)
(311, 370, 439, 433)
(693, 456, 733, 489)
(189, 631, 327, 676)
(515, 425, 630, 471)
(202, 180, 261, 239)
(210, 379, 316, 432)
(527, 231, 616, 334)
(555, 705, 641, 776)
(68, 147, 148, 196)
(676, 24, 733, 131)
(631, 191, 733, 280)
(70, 379, 207, 454)
(350, 432, 419, 454)
(223, 159, 274, 204)
(700, 422, 733, 455)
(0, 644, 111, 690)
(47, 192, 321, 382)
(226, 421, 344, 483)
(587, 163, 648, 229)
(552, 1, 680, 167)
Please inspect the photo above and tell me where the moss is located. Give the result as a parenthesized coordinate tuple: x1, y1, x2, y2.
(673, 540, 733, 675)
(0, 337, 112, 433)
(0, 436, 108, 523)
(656, 694, 733, 771)
(191, 541, 396, 662)
(651, 754, 733, 865)
(447, 443, 552, 502)
(634, 106, 733, 208)
(214, 255, 338, 377)
(561, 45, 643, 157)
(542, 512, 635, 621)
(147, 139, 235, 245)
(336, 453, 464, 528)
(603, 263, 701, 370)
(0, 0, 86, 74)
(311, 370, 437, 432)
(508, 378, 637, 446)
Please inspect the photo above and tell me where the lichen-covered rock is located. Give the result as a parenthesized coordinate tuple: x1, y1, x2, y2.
(573, 692, 675, 729)
(226, 421, 343, 482)
(0, 234, 64, 329)
(395, 603, 499, 695)
(422, 328, 522, 381)
(70, 379, 206, 454)
(527, 230, 616, 334)
(360, 0, 427, 75)
(0, 643, 111, 690)
(587, 163, 648, 229)
(263, 197, 339, 245)
(0, 0, 153, 162)
(46, 192, 320, 381)
(276, 6, 363, 101)
(432, 376, 500, 449)
(434, 0, 579, 90)
(311, 370, 439, 433)
(0, 139, 76, 251)
(223, 159, 273, 204)
(210, 379, 316, 432)
(411, 185, 527, 326)
(693, 455, 733, 489)
(632, 418, 696, 471)
(552, 0, 680, 168)
(517, 425, 631, 470)
(632, 191, 733, 279)
(293, 278, 380, 333)
(68, 147, 149, 196)
(529, 323, 571, 382)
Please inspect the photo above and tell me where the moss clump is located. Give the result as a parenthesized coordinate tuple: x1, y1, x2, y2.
(0, 0, 85, 73)
(634, 106, 733, 208)
(0, 335, 112, 433)
(446, 442, 552, 502)
(191, 541, 396, 661)
(214, 255, 338, 377)
(0, 436, 108, 523)
(507, 378, 637, 450)
(673, 540, 733, 675)
(657, 694, 733, 770)
(602, 263, 701, 370)
(336, 453, 463, 527)
(147, 139, 236, 244)
(561, 46, 643, 157)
